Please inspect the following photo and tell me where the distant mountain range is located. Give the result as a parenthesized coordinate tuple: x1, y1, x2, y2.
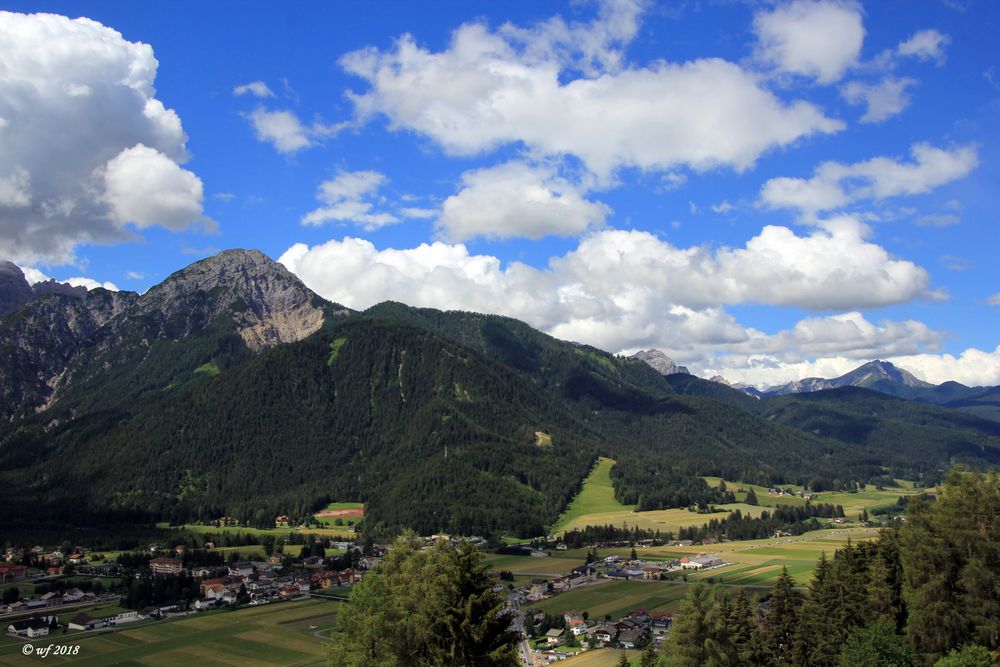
(3, 251, 1000, 537)
(632, 351, 1000, 423)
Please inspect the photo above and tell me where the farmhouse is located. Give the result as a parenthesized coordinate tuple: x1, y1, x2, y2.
(0, 563, 28, 582)
(680, 554, 723, 570)
(618, 628, 644, 649)
(7, 617, 51, 638)
(651, 612, 672, 635)
(592, 623, 618, 644)
(544, 628, 565, 646)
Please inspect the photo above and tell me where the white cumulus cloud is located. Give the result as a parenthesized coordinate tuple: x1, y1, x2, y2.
(753, 0, 865, 84)
(279, 218, 931, 359)
(102, 144, 210, 231)
(437, 162, 610, 241)
(233, 80, 275, 98)
(301, 170, 399, 230)
(760, 143, 978, 218)
(897, 29, 950, 64)
(340, 5, 843, 179)
(17, 264, 118, 291)
(841, 76, 916, 123)
(245, 108, 312, 154)
(0, 11, 208, 264)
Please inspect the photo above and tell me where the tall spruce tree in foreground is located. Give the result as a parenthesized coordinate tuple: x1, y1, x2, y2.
(902, 469, 1000, 662)
(327, 532, 518, 667)
(667, 585, 765, 667)
(666, 584, 711, 667)
(793, 552, 839, 667)
(760, 567, 803, 666)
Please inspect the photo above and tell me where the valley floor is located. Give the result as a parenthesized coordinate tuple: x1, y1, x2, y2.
(0, 597, 339, 667)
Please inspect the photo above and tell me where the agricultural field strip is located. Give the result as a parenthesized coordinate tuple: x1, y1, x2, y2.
(0, 599, 339, 666)
(561, 649, 641, 666)
(180, 523, 354, 538)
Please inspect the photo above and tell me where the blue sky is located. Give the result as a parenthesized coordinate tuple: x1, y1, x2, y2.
(2, 0, 999, 386)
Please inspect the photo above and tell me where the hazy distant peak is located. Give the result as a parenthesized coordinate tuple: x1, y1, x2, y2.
(631, 348, 690, 375)
(767, 359, 933, 396)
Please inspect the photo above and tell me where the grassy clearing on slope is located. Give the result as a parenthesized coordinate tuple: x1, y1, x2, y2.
(551, 457, 635, 533)
(554, 461, 777, 535)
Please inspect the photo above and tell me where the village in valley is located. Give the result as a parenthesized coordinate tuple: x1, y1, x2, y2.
(1, 463, 914, 667)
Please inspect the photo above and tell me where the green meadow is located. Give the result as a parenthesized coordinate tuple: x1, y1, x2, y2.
(551, 457, 635, 533)
(0, 598, 341, 667)
(533, 580, 692, 619)
(703, 476, 925, 515)
(552, 459, 770, 536)
(562, 648, 642, 666)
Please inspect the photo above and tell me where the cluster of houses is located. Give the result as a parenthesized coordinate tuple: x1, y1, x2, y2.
(767, 487, 816, 501)
(3, 587, 102, 615)
(602, 553, 726, 579)
(529, 607, 673, 660)
(518, 552, 727, 608)
(153, 548, 380, 611)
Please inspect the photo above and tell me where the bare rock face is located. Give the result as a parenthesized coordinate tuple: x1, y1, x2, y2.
(0, 288, 139, 418)
(0, 261, 87, 318)
(131, 249, 337, 352)
(630, 349, 690, 376)
(0, 262, 34, 317)
(0, 249, 349, 419)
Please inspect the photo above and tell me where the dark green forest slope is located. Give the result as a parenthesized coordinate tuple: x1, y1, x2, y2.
(3, 251, 1000, 538)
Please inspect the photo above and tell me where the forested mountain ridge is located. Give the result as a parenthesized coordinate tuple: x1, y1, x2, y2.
(0, 316, 601, 536)
(3, 249, 1000, 537)
(0, 250, 350, 420)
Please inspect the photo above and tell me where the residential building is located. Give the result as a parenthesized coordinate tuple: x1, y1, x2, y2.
(7, 617, 51, 638)
(149, 557, 183, 575)
(0, 563, 28, 582)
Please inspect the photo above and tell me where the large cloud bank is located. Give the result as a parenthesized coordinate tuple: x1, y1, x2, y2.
(0, 12, 209, 264)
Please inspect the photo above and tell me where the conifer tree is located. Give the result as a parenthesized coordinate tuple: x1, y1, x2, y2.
(901, 471, 1000, 661)
(640, 644, 660, 667)
(327, 532, 518, 666)
(793, 552, 840, 667)
(760, 567, 802, 666)
(836, 617, 914, 667)
(666, 584, 711, 667)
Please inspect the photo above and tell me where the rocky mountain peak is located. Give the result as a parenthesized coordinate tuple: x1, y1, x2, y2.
(631, 349, 690, 376)
(137, 248, 343, 352)
(0, 261, 88, 318)
(839, 360, 932, 389)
